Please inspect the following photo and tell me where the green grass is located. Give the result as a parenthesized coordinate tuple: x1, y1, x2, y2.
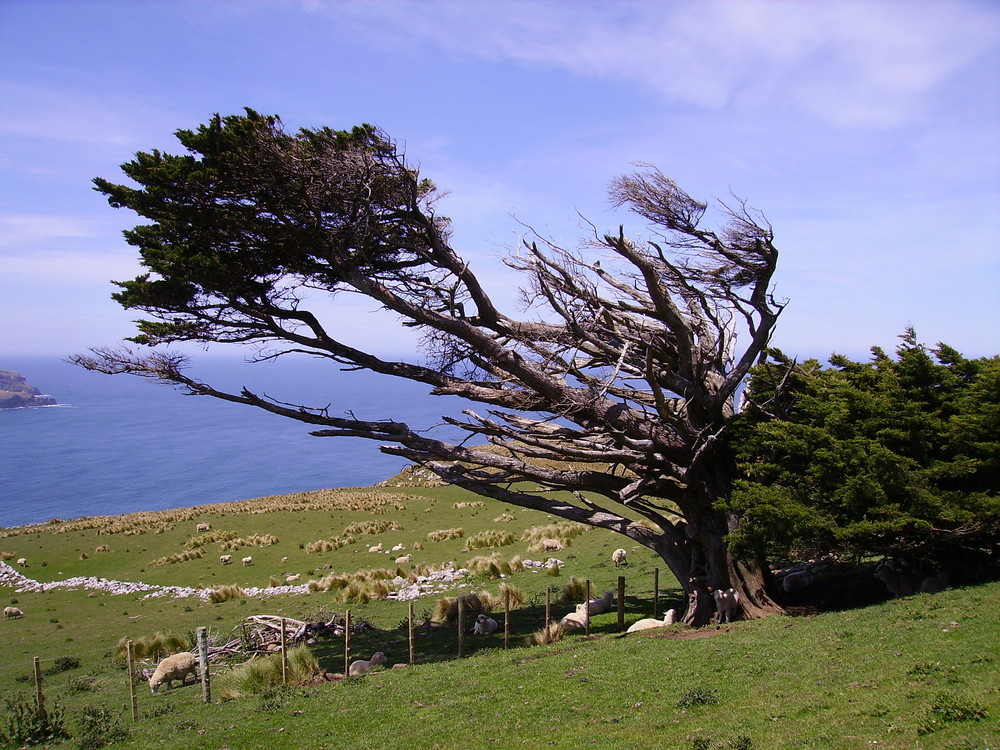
(2, 482, 997, 749)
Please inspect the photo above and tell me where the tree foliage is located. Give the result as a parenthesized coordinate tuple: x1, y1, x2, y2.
(75, 109, 788, 625)
(728, 329, 1000, 575)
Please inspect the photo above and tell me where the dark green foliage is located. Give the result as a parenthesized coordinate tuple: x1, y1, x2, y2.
(46, 655, 82, 674)
(917, 693, 988, 735)
(676, 686, 720, 709)
(727, 329, 1000, 570)
(0, 694, 70, 746)
(74, 705, 128, 750)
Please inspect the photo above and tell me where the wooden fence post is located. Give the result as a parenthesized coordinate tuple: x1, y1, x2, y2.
(279, 618, 287, 685)
(196, 626, 211, 704)
(344, 610, 352, 676)
(504, 589, 510, 649)
(617, 575, 626, 632)
(408, 602, 415, 665)
(545, 586, 551, 625)
(585, 579, 591, 636)
(457, 596, 464, 658)
(126, 640, 138, 722)
(33, 657, 44, 720)
(653, 567, 660, 618)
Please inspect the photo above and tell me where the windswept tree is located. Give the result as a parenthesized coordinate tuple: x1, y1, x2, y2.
(74, 109, 788, 625)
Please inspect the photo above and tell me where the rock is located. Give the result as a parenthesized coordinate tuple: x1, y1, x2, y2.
(0, 370, 57, 409)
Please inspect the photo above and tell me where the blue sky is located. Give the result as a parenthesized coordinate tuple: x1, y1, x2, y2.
(1, 0, 998, 363)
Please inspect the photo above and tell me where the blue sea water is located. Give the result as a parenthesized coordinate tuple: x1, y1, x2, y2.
(0, 355, 471, 528)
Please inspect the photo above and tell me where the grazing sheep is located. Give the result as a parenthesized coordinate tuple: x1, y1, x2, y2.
(196, 522, 211, 532)
(581, 590, 615, 616)
(612, 548, 627, 568)
(391, 544, 405, 552)
(285, 573, 300, 583)
(220, 555, 232, 565)
(712, 588, 740, 624)
(541, 538, 564, 552)
(348, 651, 387, 676)
(148, 652, 198, 693)
(626, 609, 677, 633)
(782, 571, 813, 593)
(16, 558, 27, 567)
(368, 543, 383, 553)
(242, 556, 253, 566)
(4, 606, 25, 620)
(472, 613, 499, 635)
(395, 554, 413, 564)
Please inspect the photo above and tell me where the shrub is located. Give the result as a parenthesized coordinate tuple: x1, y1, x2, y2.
(46, 655, 82, 674)
(676, 687, 720, 709)
(0, 694, 70, 746)
(75, 705, 128, 750)
(66, 675, 99, 694)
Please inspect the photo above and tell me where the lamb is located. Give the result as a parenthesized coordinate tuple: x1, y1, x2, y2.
(558, 609, 589, 631)
(782, 571, 813, 593)
(395, 554, 413, 564)
(196, 522, 211, 532)
(712, 588, 740, 624)
(16, 558, 27, 567)
(612, 548, 627, 568)
(581, 590, 615, 616)
(368, 543, 383, 553)
(390, 543, 405, 552)
(242, 556, 253, 566)
(148, 652, 199, 693)
(541, 538, 564, 552)
(4, 606, 25, 620)
(285, 573, 301, 582)
(348, 651, 387, 676)
(626, 609, 677, 633)
(472, 613, 499, 635)
(220, 555, 232, 565)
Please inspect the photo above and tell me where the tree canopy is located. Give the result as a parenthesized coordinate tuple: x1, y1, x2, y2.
(75, 109, 789, 625)
(727, 329, 1000, 581)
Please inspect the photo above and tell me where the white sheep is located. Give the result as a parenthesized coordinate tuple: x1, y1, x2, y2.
(580, 590, 615, 616)
(148, 652, 198, 693)
(390, 543, 405, 552)
(394, 554, 413, 564)
(16, 558, 27, 567)
(541, 538, 564, 552)
(712, 588, 740, 624)
(612, 548, 627, 567)
(368, 543, 383, 553)
(348, 651, 387, 676)
(281, 556, 288, 564)
(220, 555, 232, 565)
(285, 573, 301, 582)
(782, 571, 813, 593)
(559, 609, 589, 630)
(626, 609, 677, 633)
(4, 606, 25, 620)
(472, 613, 499, 635)
(242, 556, 253, 566)
(196, 522, 211, 532)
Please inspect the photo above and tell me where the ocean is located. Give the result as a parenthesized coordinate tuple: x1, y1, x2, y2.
(0, 354, 472, 528)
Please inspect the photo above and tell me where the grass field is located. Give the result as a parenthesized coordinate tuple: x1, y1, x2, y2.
(1, 480, 996, 749)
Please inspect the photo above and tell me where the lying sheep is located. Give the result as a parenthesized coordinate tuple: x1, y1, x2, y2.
(391, 543, 405, 552)
(472, 613, 499, 635)
(541, 538, 564, 552)
(782, 571, 813, 593)
(395, 554, 412, 564)
(612, 548, 627, 568)
(580, 590, 615, 616)
(559, 609, 589, 631)
(712, 588, 740, 624)
(368, 543, 383, 553)
(919, 572, 950, 594)
(281, 556, 288, 564)
(4, 606, 25, 620)
(348, 651, 387, 676)
(242, 556, 253, 566)
(626, 609, 677, 633)
(16, 558, 27, 567)
(220, 555, 232, 565)
(285, 573, 301, 582)
(149, 652, 198, 693)
(196, 522, 211, 532)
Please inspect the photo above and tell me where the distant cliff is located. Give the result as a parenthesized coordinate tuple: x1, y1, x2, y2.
(0, 369, 58, 409)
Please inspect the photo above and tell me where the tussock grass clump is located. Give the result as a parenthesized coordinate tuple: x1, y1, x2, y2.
(307, 568, 398, 603)
(493, 513, 516, 523)
(219, 646, 321, 699)
(466, 529, 516, 550)
(185, 530, 240, 550)
(208, 584, 246, 603)
(560, 576, 591, 603)
(525, 621, 563, 646)
(521, 521, 587, 545)
(305, 538, 349, 554)
(93, 545, 111, 553)
(0, 551, 16, 560)
(343, 520, 404, 536)
(433, 592, 486, 624)
(497, 581, 526, 609)
(465, 553, 512, 579)
(453, 501, 486, 509)
(219, 533, 279, 551)
(427, 527, 464, 542)
(114, 632, 189, 664)
(148, 549, 203, 567)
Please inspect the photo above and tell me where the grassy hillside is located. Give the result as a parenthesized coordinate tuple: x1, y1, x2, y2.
(1, 484, 996, 749)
